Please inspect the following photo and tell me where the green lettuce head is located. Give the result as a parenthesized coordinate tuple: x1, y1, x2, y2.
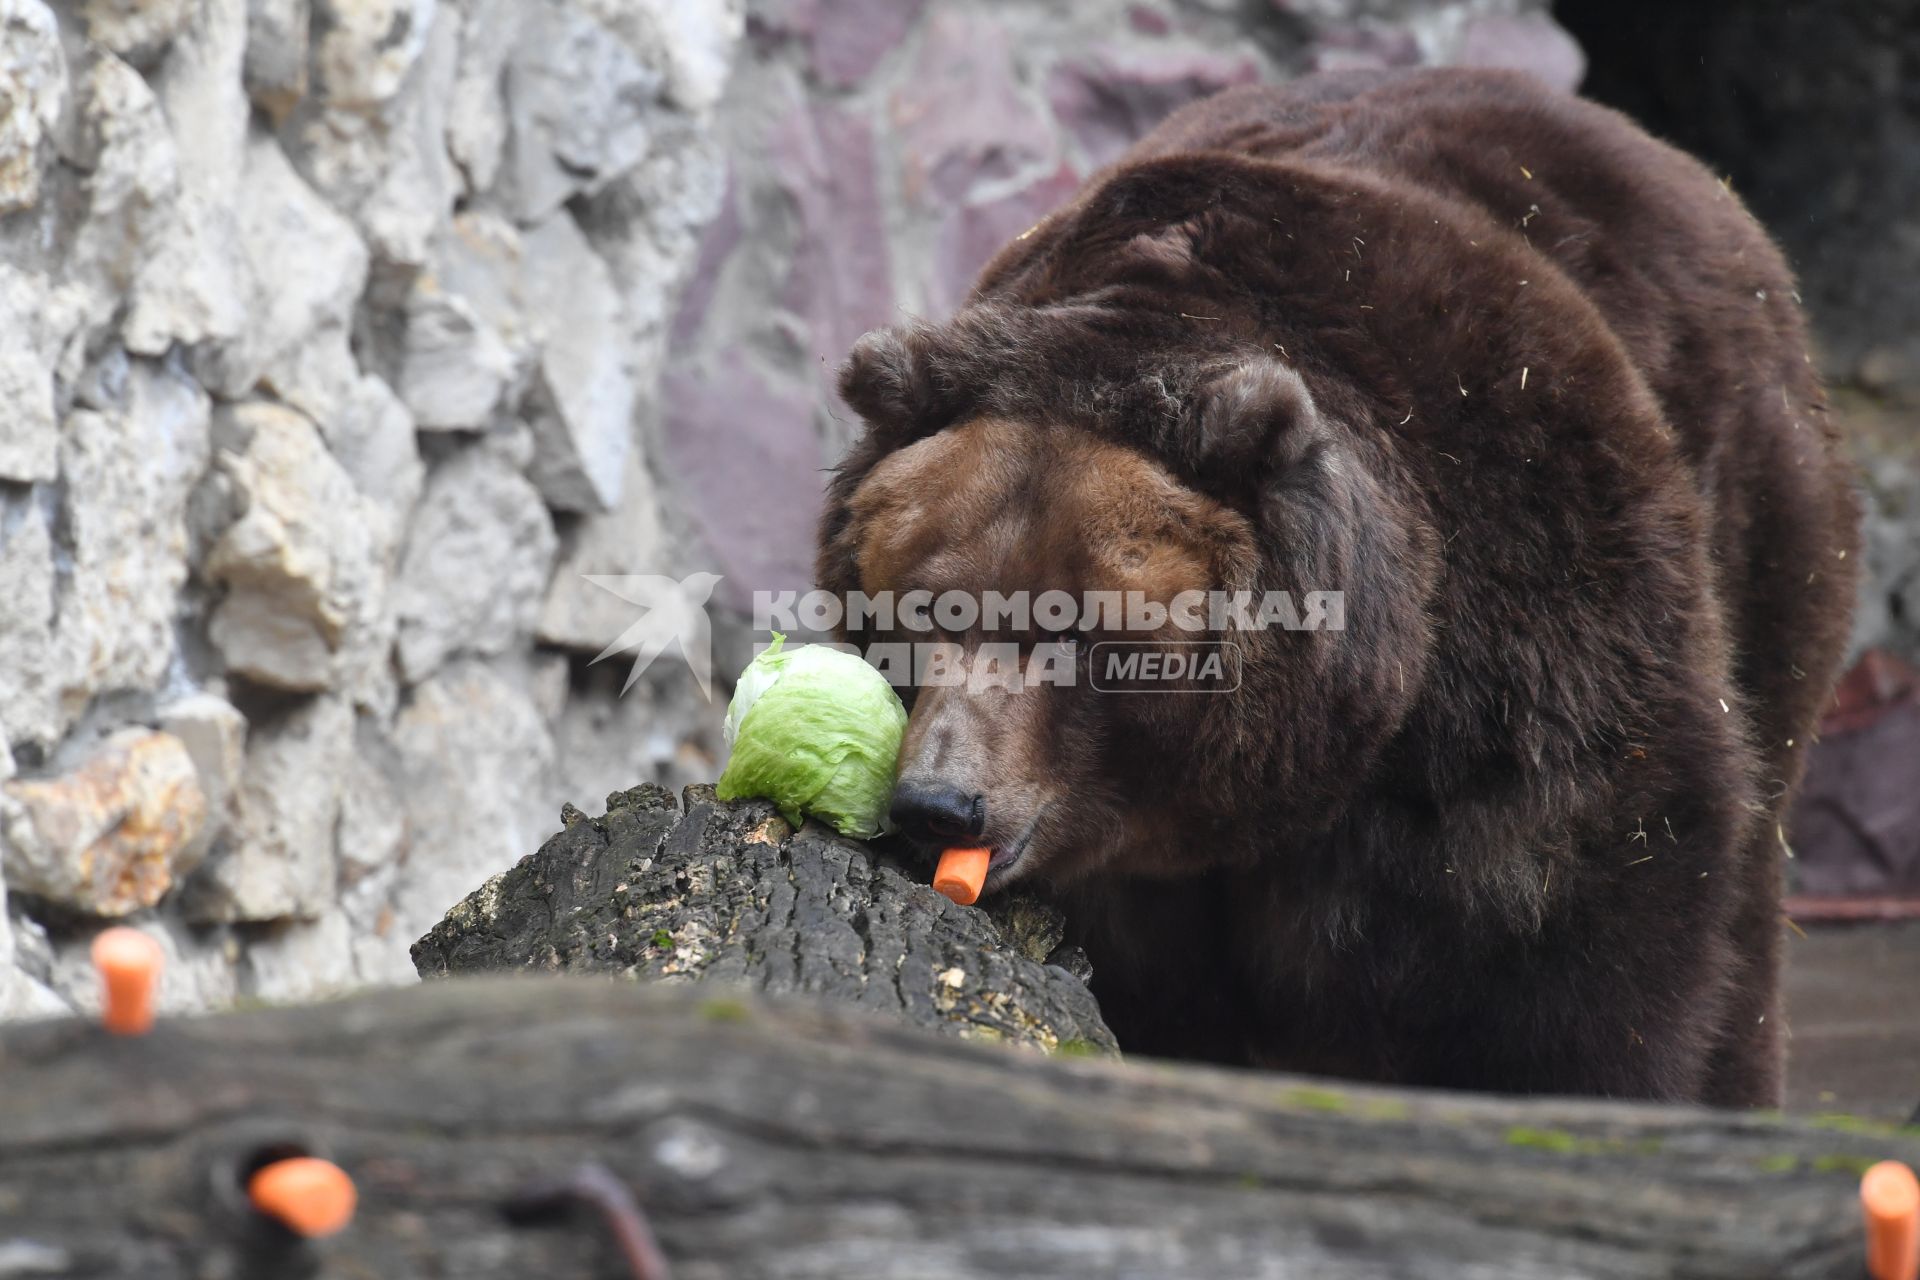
(716, 634, 909, 839)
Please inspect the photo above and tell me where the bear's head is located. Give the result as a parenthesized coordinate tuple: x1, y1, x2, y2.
(819, 292, 1439, 892)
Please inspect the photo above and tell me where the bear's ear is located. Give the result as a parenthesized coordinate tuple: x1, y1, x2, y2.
(1186, 357, 1331, 501)
(837, 323, 953, 442)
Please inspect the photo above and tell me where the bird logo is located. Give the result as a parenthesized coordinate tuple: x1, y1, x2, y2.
(582, 572, 725, 699)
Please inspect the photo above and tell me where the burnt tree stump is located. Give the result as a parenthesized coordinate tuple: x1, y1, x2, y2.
(412, 784, 1116, 1055)
(0, 978, 1915, 1278)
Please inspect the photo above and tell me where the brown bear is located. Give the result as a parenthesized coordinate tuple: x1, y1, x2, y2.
(817, 69, 1860, 1106)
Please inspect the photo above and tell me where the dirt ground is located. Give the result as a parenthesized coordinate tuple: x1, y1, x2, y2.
(1783, 921, 1920, 1123)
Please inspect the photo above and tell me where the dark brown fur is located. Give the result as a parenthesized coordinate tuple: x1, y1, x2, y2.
(818, 70, 1861, 1105)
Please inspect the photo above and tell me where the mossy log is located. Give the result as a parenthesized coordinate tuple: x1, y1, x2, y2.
(412, 783, 1115, 1055)
(1, 978, 1917, 1278)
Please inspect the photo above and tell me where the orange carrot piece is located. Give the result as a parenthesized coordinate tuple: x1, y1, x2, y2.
(1864, 1160, 1920, 1280)
(249, 1157, 358, 1239)
(934, 847, 991, 906)
(91, 927, 163, 1037)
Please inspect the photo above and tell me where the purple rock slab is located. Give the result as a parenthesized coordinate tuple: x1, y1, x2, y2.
(1454, 13, 1587, 94)
(1046, 46, 1262, 170)
(770, 96, 896, 393)
(810, 0, 924, 87)
(662, 347, 822, 612)
(891, 10, 1052, 206)
(932, 162, 1081, 315)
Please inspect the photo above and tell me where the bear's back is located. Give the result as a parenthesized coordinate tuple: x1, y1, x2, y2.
(1127, 69, 1860, 772)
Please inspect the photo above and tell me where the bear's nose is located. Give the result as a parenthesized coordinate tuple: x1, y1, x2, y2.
(890, 780, 984, 843)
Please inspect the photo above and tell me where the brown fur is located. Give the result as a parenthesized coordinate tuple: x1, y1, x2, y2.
(818, 70, 1861, 1105)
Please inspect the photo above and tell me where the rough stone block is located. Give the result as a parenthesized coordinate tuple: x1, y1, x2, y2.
(0, 729, 208, 916)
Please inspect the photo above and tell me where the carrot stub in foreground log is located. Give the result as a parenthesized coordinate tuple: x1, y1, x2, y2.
(934, 847, 991, 906)
(1864, 1160, 1920, 1280)
(248, 1157, 358, 1239)
(91, 927, 163, 1036)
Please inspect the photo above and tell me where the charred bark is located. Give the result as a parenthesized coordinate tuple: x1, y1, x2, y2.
(412, 784, 1115, 1055)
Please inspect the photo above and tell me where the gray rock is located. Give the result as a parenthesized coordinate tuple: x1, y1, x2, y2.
(498, 0, 661, 223)
(337, 736, 407, 884)
(1847, 441, 1920, 662)
(336, 767, 414, 990)
(122, 189, 250, 362)
(287, 0, 459, 267)
(312, 0, 436, 109)
(520, 212, 634, 512)
(82, 0, 195, 66)
(127, 0, 252, 356)
(589, 0, 740, 115)
(551, 659, 722, 811)
(67, 53, 232, 353)
(243, 0, 309, 118)
(0, 489, 59, 749)
(5, 897, 50, 976)
(182, 694, 353, 922)
(443, 0, 521, 193)
(0, 0, 65, 214)
(241, 908, 358, 1001)
(1, 872, 72, 1019)
(0, 728, 209, 916)
(0, 967, 67, 1019)
(531, 651, 571, 724)
(536, 446, 672, 652)
(354, 0, 460, 266)
(392, 448, 557, 683)
(395, 284, 518, 429)
(153, 0, 249, 198)
(395, 213, 528, 430)
(203, 401, 387, 694)
(576, 127, 730, 348)
(384, 658, 558, 951)
(207, 596, 333, 693)
(193, 129, 369, 398)
(157, 693, 248, 863)
(261, 324, 425, 531)
(57, 361, 211, 727)
(0, 266, 58, 483)
(397, 205, 637, 501)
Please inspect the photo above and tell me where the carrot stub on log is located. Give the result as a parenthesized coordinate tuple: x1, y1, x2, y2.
(1864, 1160, 1920, 1280)
(248, 1157, 358, 1239)
(91, 927, 163, 1037)
(934, 847, 991, 906)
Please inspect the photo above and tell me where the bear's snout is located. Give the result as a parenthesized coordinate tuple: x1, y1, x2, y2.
(889, 779, 984, 844)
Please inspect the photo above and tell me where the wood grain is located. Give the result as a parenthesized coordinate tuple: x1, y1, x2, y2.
(1, 978, 1915, 1278)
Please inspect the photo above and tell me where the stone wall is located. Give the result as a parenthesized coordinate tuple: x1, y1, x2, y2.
(0, 0, 743, 1015)
(13, 0, 1905, 1020)
(666, 0, 1584, 612)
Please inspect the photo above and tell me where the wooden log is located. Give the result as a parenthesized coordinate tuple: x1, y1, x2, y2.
(411, 783, 1116, 1055)
(0, 978, 1915, 1279)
